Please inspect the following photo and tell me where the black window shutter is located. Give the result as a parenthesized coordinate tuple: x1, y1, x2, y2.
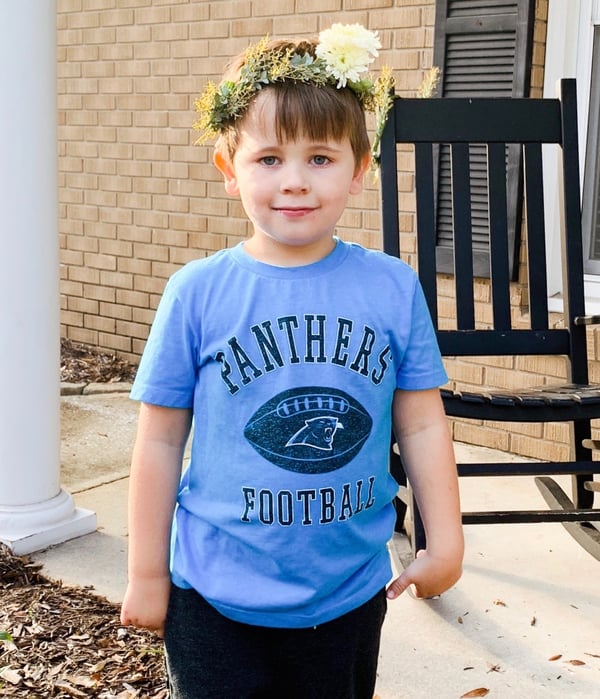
(432, 0, 536, 277)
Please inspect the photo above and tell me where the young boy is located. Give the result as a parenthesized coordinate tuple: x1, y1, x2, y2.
(120, 24, 463, 698)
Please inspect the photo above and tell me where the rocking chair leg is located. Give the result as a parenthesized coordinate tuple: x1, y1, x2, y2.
(572, 473, 595, 509)
(389, 439, 407, 534)
(535, 476, 600, 561)
(393, 496, 407, 534)
(573, 422, 594, 508)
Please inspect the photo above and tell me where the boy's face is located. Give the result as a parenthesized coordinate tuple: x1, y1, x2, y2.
(214, 91, 369, 266)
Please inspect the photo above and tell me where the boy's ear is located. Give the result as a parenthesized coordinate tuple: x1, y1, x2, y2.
(213, 150, 239, 196)
(349, 153, 371, 195)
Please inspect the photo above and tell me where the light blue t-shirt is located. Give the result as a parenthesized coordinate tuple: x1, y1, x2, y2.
(131, 239, 447, 628)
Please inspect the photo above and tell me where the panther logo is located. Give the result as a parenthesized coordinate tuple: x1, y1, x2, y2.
(285, 416, 344, 451)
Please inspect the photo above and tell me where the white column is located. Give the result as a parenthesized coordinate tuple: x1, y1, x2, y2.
(0, 0, 96, 554)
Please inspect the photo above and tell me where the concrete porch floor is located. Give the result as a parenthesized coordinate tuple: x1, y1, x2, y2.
(29, 392, 600, 698)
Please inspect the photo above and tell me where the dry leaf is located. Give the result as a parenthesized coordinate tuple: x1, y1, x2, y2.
(64, 673, 98, 688)
(548, 654, 562, 661)
(530, 616, 536, 626)
(585, 652, 600, 658)
(566, 659, 586, 666)
(68, 633, 90, 641)
(89, 659, 108, 673)
(48, 662, 66, 678)
(0, 668, 23, 685)
(114, 690, 139, 699)
(461, 688, 490, 698)
(493, 599, 507, 607)
(53, 681, 87, 698)
(458, 615, 464, 624)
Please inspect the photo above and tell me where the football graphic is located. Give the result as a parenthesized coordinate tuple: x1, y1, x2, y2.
(244, 387, 372, 473)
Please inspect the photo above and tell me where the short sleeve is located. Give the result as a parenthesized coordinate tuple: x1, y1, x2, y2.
(395, 277, 448, 391)
(130, 277, 198, 408)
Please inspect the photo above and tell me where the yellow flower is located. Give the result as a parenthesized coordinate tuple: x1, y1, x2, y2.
(369, 66, 395, 165)
(417, 66, 441, 99)
(193, 81, 219, 142)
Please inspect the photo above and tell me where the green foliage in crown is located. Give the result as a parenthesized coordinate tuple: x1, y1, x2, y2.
(193, 24, 395, 164)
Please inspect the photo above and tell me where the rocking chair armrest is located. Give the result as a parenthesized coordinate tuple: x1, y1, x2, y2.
(574, 315, 600, 326)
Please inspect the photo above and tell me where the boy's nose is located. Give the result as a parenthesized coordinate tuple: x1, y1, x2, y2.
(279, 163, 309, 193)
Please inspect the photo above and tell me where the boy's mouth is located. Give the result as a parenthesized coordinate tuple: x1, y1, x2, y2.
(274, 207, 316, 217)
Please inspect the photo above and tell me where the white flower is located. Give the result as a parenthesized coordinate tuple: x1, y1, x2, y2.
(316, 23, 381, 88)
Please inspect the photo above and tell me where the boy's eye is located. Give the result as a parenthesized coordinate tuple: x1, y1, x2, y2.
(311, 155, 330, 166)
(260, 156, 279, 166)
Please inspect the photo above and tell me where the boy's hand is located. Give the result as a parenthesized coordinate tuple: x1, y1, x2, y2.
(120, 575, 171, 637)
(386, 548, 462, 600)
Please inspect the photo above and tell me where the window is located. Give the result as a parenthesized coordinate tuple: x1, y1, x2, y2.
(583, 25, 600, 274)
(544, 0, 600, 310)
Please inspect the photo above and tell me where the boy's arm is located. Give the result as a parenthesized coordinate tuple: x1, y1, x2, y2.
(387, 387, 464, 600)
(120, 403, 192, 635)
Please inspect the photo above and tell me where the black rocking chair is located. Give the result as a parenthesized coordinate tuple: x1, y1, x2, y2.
(380, 79, 600, 560)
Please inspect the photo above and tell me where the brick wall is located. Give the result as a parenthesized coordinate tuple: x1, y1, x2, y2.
(57, 0, 435, 360)
(58, 0, 597, 459)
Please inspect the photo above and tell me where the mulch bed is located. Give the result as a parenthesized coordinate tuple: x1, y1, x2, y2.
(0, 545, 167, 698)
(60, 339, 138, 385)
(1, 343, 166, 697)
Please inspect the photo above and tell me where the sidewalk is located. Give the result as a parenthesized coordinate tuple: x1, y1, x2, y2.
(31, 391, 600, 698)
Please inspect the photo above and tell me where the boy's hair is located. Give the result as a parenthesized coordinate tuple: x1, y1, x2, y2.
(215, 39, 371, 169)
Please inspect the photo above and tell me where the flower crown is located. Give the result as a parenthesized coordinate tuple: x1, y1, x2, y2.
(193, 23, 395, 165)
